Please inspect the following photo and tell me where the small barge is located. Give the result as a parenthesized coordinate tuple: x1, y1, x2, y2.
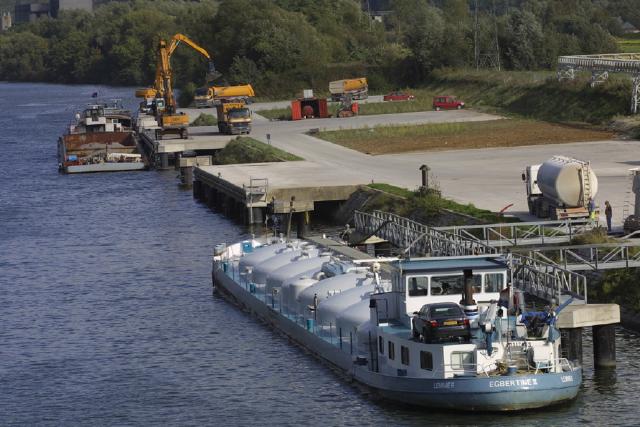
(58, 102, 145, 174)
(212, 237, 582, 411)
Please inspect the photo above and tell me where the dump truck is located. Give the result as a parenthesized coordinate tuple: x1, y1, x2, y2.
(216, 102, 252, 135)
(522, 155, 598, 219)
(329, 78, 368, 101)
(194, 84, 255, 108)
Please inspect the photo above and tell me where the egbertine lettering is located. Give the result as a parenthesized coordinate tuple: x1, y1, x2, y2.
(489, 378, 539, 388)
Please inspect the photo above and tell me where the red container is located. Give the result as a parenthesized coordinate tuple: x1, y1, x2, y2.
(290, 98, 329, 120)
(291, 100, 302, 120)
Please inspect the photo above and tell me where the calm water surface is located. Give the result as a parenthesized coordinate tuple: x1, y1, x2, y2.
(1, 82, 639, 426)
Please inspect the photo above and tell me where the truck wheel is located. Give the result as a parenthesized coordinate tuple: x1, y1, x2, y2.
(436, 107, 441, 111)
(457, 105, 462, 110)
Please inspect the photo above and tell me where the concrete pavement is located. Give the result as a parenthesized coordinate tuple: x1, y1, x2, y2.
(179, 101, 637, 225)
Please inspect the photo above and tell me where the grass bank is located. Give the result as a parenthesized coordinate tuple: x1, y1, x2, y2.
(191, 113, 217, 127)
(617, 33, 640, 53)
(365, 183, 507, 224)
(317, 119, 613, 155)
(215, 137, 302, 164)
(424, 69, 631, 124)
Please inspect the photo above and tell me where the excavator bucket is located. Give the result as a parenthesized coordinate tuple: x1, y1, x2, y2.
(206, 61, 222, 81)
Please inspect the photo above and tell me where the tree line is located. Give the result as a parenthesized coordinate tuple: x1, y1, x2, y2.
(0, 0, 636, 97)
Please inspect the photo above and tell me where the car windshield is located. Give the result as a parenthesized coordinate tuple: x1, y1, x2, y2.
(429, 305, 462, 318)
(195, 88, 209, 96)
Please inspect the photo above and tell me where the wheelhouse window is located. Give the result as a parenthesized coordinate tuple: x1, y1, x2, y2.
(379, 336, 384, 354)
(420, 351, 433, 370)
(430, 274, 480, 296)
(484, 273, 504, 293)
(451, 351, 475, 370)
(401, 346, 410, 366)
(388, 341, 395, 360)
(408, 276, 429, 296)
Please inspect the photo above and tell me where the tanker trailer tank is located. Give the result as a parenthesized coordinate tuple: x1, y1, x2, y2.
(525, 155, 598, 219)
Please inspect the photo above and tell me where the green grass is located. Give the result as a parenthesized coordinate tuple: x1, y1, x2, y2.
(191, 113, 217, 127)
(368, 183, 413, 198)
(256, 107, 293, 121)
(322, 121, 468, 141)
(365, 183, 506, 224)
(423, 69, 631, 124)
(215, 137, 303, 164)
(617, 34, 640, 53)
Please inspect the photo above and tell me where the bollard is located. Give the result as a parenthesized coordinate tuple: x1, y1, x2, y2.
(593, 324, 616, 369)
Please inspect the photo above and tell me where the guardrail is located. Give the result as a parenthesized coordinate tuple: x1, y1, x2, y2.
(513, 241, 640, 272)
(353, 210, 497, 257)
(434, 219, 592, 247)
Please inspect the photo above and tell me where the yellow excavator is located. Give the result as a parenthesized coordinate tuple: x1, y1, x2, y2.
(135, 33, 218, 139)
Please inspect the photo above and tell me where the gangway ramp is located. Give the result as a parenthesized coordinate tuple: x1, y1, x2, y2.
(434, 219, 592, 248)
(512, 241, 640, 272)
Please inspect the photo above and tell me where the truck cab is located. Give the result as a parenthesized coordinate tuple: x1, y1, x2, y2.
(194, 87, 213, 108)
(216, 102, 252, 135)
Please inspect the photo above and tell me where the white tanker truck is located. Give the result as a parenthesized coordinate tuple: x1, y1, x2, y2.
(522, 155, 598, 220)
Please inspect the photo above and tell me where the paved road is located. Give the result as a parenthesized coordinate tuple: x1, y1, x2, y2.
(178, 103, 637, 225)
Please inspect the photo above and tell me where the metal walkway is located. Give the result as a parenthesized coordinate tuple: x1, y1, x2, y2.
(434, 219, 592, 248)
(512, 242, 640, 272)
(557, 54, 640, 113)
(353, 210, 497, 257)
(353, 210, 588, 302)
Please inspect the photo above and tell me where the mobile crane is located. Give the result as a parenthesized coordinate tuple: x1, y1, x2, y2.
(135, 33, 217, 139)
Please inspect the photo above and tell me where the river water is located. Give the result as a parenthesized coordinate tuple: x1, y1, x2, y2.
(0, 82, 638, 426)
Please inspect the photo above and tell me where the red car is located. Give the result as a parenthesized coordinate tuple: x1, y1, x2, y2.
(383, 91, 415, 102)
(433, 95, 465, 111)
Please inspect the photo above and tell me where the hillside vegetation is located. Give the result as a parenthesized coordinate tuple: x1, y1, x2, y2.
(1, 0, 639, 100)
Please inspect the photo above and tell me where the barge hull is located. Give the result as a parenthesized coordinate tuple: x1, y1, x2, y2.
(213, 264, 581, 411)
(65, 163, 146, 174)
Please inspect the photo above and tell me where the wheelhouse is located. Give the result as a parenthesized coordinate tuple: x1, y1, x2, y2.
(391, 255, 508, 317)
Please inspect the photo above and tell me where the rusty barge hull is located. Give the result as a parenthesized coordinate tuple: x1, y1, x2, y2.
(58, 132, 146, 174)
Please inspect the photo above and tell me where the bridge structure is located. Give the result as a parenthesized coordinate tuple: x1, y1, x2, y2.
(353, 210, 588, 302)
(557, 54, 640, 113)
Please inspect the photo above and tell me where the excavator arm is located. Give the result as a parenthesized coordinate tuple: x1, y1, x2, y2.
(137, 33, 217, 104)
(167, 33, 211, 60)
